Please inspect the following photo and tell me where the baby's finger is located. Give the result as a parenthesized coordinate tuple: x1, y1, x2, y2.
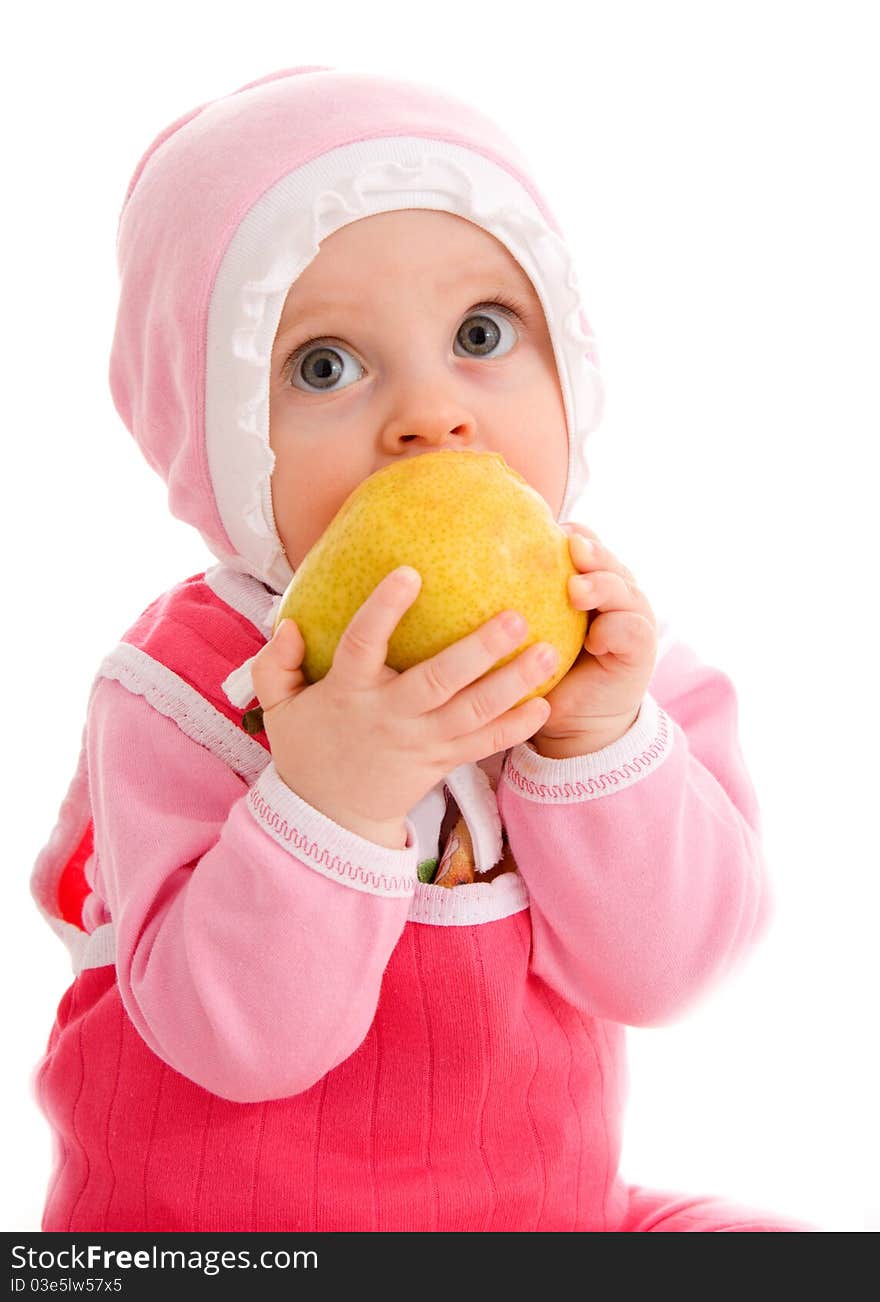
(446, 696, 552, 768)
(584, 611, 657, 668)
(393, 606, 532, 716)
(569, 568, 653, 619)
(436, 639, 559, 742)
(330, 566, 422, 687)
(567, 529, 637, 585)
(561, 520, 601, 546)
(251, 618, 307, 713)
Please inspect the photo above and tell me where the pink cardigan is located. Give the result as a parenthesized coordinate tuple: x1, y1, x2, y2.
(33, 568, 771, 1231)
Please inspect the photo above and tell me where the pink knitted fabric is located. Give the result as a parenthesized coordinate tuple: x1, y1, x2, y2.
(33, 576, 815, 1230)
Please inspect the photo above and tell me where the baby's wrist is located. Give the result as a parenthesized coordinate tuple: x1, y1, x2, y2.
(330, 811, 410, 850)
(532, 708, 641, 759)
(273, 766, 409, 850)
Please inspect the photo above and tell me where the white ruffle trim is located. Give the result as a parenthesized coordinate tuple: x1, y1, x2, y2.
(98, 642, 270, 785)
(205, 136, 605, 594)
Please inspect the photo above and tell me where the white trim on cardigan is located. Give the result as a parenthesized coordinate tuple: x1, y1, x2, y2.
(502, 693, 674, 804)
(410, 871, 529, 926)
(247, 761, 418, 899)
(74, 923, 116, 973)
(96, 642, 270, 787)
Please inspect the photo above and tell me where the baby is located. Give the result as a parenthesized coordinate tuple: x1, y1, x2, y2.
(256, 205, 651, 850)
(31, 66, 815, 1232)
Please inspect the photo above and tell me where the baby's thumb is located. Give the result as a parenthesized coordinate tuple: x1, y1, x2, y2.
(249, 618, 307, 723)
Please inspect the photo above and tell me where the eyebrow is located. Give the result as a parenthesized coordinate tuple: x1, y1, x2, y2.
(275, 265, 533, 343)
(435, 264, 531, 293)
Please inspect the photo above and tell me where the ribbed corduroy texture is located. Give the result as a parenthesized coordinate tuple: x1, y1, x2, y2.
(37, 930, 626, 1232)
(37, 964, 814, 1231)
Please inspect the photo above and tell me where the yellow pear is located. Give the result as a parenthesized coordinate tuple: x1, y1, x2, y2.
(274, 450, 587, 701)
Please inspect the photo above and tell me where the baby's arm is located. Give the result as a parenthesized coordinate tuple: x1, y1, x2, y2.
(90, 566, 549, 1103)
(87, 676, 417, 1103)
(497, 635, 772, 1026)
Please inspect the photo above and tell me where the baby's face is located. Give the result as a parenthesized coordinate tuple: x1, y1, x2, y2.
(268, 209, 569, 571)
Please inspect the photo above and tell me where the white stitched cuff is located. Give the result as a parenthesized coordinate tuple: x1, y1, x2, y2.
(501, 693, 675, 804)
(247, 762, 417, 898)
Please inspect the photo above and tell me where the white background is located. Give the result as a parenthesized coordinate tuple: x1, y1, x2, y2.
(3, 0, 875, 1233)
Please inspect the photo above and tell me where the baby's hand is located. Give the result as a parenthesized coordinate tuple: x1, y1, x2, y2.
(250, 567, 556, 848)
(530, 524, 658, 759)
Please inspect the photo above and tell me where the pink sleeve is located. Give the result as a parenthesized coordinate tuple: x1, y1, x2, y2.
(87, 677, 418, 1103)
(496, 639, 772, 1027)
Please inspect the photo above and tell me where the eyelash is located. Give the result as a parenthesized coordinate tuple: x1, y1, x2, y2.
(280, 290, 530, 381)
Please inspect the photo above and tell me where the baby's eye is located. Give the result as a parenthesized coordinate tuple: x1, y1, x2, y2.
(453, 308, 518, 359)
(288, 343, 364, 393)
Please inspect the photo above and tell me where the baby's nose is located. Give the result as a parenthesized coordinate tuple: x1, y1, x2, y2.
(382, 405, 478, 450)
